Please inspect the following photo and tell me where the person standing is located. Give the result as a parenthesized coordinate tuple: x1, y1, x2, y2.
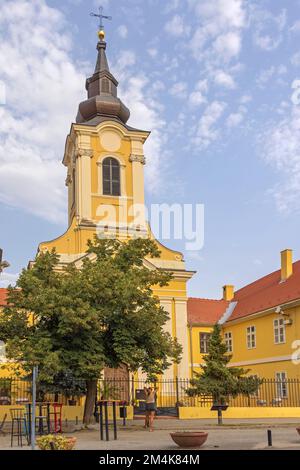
(144, 387, 157, 432)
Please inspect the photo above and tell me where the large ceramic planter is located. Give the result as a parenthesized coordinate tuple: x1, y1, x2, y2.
(170, 432, 208, 448)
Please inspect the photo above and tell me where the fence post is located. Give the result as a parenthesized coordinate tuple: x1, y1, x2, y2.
(175, 377, 179, 417)
(31, 366, 38, 450)
(131, 376, 135, 406)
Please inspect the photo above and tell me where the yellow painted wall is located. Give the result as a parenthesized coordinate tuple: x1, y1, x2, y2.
(0, 405, 134, 422)
(222, 305, 300, 378)
(188, 326, 214, 377)
(179, 406, 300, 419)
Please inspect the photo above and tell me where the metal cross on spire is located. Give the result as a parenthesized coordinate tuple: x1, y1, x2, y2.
(90, 6, 112, 31)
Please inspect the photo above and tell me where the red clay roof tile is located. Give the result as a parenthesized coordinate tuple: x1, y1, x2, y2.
(0, 288, 8, 307)
(187, 297, 229, 325)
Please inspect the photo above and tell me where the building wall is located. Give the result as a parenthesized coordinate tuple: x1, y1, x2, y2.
(222, 305, 300, 379)
(188, 325, 214, 377)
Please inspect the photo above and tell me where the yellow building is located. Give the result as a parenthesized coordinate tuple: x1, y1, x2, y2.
(188, 249, 300, 384)
(30, 30, 194, 381)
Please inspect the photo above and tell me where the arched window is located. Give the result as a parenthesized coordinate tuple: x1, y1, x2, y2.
(102, 157, 121, 196)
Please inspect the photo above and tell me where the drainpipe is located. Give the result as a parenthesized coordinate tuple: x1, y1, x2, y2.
(188, 325, 194, 379)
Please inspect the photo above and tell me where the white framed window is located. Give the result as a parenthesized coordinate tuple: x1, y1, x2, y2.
(246, 326, 256, 349)
(274, 318, 286, 344)
(224, 332, 233, 352)
(199, 333, 211, 354)
(275, 372, 288, 398)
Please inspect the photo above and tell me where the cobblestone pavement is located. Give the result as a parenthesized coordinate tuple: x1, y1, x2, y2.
(0, 419, 300, 450)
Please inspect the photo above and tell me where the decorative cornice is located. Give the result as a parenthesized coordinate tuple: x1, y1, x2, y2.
(76, 149, 93, 158)
(65, 174, 72, 186)
(129, 154, 146, 165)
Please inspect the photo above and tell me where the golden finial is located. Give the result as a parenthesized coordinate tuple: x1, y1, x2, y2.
(98, 30, 105, 41)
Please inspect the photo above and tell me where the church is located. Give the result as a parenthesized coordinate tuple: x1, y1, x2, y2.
(33, 26, 194, 381)
(1, 24, 300, 388)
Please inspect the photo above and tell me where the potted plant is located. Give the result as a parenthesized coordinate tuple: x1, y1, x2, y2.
(37, 434, 76, 450)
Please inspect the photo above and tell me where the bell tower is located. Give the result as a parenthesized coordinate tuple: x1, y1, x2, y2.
(62, 27, 149, 242)
(37, 22, 194, 380)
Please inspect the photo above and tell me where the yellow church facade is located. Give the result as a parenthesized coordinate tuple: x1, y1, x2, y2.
(34, 31, 194, 381)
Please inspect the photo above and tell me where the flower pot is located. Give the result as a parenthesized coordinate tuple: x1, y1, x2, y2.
(68, 399, 77, 406)
(37, 435, 77, 450)
(170, 432, 208, 448)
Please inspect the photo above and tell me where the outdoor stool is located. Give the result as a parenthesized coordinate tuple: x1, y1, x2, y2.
(48, 403, 63, 433)
(35, 404, 49, 436)
(10, 408, 29, 447)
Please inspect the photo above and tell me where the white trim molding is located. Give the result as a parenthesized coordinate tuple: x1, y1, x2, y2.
(229, 354, 293, 367)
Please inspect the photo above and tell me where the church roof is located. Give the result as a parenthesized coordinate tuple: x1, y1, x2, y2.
(76, 32, 130, 126)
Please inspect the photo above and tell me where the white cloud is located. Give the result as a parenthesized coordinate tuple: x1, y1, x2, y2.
(165, 14, 189, 37)
(260, 104, 300, 214)
(252, 7, 287, 51)
(117, 25, 128, 39)
(189, 91, 206, 107)
(147, 48, 158, 58)
(195, 79, 209, 93)
(289, 20, 300, 35)
(291, 52, 300, 67)
(214, 70, 236, 89)
(240, 94, 252, 104)
(226, 106, 247, 128)
(256, 65, 287, 88)
(256, 66, 275, 87)
(188, 0, 246, 63)
(0, 272, 19, 288)
(213, 32, 242, 60)
(0, 0, 87, 224)
(193, 101, 226, 149)
(169, 81, 188, 98)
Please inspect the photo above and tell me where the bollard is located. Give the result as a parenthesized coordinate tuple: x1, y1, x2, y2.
(76, 416, 78, 426)
(267, 429, 272, 447)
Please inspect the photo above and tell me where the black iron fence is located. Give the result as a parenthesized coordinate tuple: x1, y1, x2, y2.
(1, 376, 300, 408)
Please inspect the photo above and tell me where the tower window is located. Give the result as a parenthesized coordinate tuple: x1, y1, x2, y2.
(101, 78, 110, 93)
(102, 157, 121, 196)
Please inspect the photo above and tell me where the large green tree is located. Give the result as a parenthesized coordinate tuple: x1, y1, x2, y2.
(187, 324, 260, 411)
(0, 237, 182, 424)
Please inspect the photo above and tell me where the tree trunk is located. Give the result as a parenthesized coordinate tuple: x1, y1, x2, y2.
(83, 379, 98, 425)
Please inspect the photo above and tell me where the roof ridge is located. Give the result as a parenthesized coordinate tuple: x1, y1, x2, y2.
(235, 259, 300, 297)
(188, 297, 224, 302)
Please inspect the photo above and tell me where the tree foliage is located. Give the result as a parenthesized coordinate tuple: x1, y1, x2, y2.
(187, 324, 260, 404)
(0, 237, 182, 421)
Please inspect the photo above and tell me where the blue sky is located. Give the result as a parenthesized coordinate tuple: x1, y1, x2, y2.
(1, 0, 300, 298)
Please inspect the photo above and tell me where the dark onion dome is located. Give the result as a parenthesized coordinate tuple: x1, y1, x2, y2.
(76, 31, 130, 125)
